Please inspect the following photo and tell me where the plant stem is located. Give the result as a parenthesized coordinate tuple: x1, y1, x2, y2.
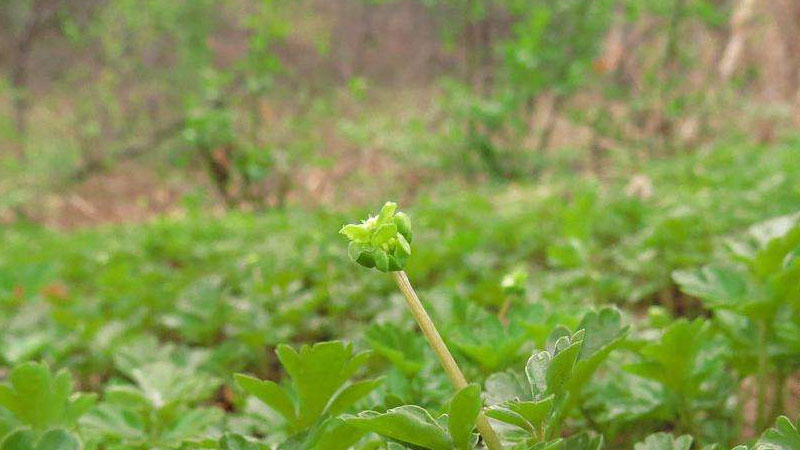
(392, 270, 505, 450)
(772, 369, 786, 422)
(498, 297, 512, 324)
(756, 319, 768, 431)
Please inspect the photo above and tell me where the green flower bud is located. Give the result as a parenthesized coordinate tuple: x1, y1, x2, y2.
(501, 267, 528, 296)
(340, 201, 413, 272)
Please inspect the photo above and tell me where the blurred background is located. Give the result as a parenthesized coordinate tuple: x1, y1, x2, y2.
(1, 0, 798, 227)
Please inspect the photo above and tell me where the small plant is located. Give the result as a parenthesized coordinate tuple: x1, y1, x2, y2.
(499, 267, 528, 323)
(235, 341, 381, 449)
(341, 202, 505, 450)
(0, 361, 96, 447)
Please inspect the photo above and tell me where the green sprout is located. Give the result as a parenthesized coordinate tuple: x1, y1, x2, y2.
(340, 201, 412, 272)
(341, 202, 505, 450)
(499, 267, 528, 323)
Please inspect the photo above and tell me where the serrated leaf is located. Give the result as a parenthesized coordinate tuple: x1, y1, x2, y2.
(276, 341, 372, 430)
(234, 374, 296, 423)
(672, 267, 748, 307)
(0, 362, 93, 431)
(755, 415, 800, 450)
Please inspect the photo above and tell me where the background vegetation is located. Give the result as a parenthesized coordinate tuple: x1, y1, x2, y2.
(1, 0, 799, 449)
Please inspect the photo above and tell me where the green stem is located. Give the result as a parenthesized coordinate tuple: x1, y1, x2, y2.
(393, 270, 505, 450)
(756, 319, 768, 431)
(498, 297, 512, 324)
(772, 369, 786, 421)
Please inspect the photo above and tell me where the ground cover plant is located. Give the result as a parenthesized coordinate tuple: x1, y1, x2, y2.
(0, 140, 799, 449)
(4, 1, 800, 448)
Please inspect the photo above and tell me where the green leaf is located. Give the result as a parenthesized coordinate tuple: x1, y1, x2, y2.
(755, 415, 800, 450)
(395, 233, 411, 257)
(485, 371, 530, 406)
(0, 429, 79, 450)
(543, 334, 582, 397)
(0, 362, 95, 431)
(276, 341, 373, 429)
(393, 212, 412, 241)
(378, 202, 398, 223)
(447, 385, 481, 450)
(234, 374, 296, 423)
(672, 267, 748, 308)
(219, 433, 268, 450)
(80, 403, 146, 441)
(562, 432, 604, 450)
(625, 319, 709, 392)
(508, 397, 554, 429)
(0, 429, 35, 450)
(305, 417, 367, 450)
(365, 324, 425, 376)
(161, 407, 224, 445)
(343, 405, 451, 450)
(633, 432, 693, 450)
(340, 224, 371, 243)
(374, 249, 390, 272)
(566, 308, 629, 406)
(486, 407, 534, 433)
(372, 224, 397, 247)
(325, 378, 383, 417)
(33, 429, 80, 450)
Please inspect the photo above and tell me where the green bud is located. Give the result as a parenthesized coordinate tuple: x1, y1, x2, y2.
(340, 201, 413, 272)
(501, 267, 528, 296)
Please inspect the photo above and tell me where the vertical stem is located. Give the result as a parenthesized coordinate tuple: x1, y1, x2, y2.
(756, 319, 768, 431)
(498, 297, 512, 324)
(393, 271, 505, 450)
(771, 369, 786, 421)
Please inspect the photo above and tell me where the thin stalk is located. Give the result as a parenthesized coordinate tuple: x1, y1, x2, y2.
(392, 270, 505, 450)
(756, 319, 768, 431)
(771, 369, 786, 424)
(498, 297, 512, 324)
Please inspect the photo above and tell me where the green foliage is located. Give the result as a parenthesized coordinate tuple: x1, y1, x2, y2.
(485, 307, 627, 446)
(343, 384, 481, 450)
(754, 415, 800, 450)
(235, 341, 379, 447)
(0, 428, 79, 450)
(81, 360, 223, 449)
(0, 362, 95, 434)
(633, 433, 693, 450)
(0, 140, 800, 448)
